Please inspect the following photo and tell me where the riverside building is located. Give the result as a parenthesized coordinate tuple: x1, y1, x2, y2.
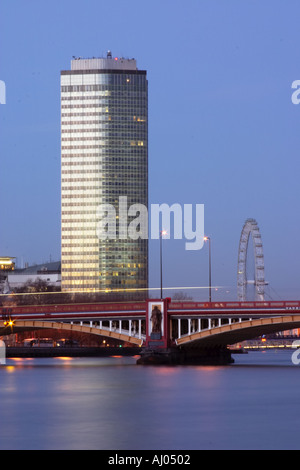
(61, 52, 148, 294)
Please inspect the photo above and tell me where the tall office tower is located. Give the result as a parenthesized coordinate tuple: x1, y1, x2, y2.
(61, 52, 148, 294)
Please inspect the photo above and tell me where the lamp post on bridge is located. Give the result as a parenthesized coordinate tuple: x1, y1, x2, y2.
(160, 230, 167, 299)
(204, 236, 212, 303)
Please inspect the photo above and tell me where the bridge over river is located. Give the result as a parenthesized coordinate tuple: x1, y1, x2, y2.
(1, 299, 300, 364)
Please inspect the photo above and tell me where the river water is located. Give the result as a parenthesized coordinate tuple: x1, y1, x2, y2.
(0, 350, 299, 450)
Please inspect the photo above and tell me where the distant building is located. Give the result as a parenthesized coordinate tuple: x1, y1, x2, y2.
(0, 257, 16, 271)
(0, 257, 16, 293)
(60, 52, 148, 293)
(6, 261, 61, 290)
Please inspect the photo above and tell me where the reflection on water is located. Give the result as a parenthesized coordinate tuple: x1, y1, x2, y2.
(0, 350, 300, 450)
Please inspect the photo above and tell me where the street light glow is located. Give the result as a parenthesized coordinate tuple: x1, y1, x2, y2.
(160, 230, 167, 299)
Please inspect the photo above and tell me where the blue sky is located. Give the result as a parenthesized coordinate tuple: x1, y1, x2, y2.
(0, 0, 300, 300)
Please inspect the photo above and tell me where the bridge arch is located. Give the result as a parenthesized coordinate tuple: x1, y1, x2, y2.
(0, 320, 144, 346)
(237, 218, 266, 302)
(176, 315, 300, 348)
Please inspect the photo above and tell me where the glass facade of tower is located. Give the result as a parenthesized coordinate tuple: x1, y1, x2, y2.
(61, 55, 148, 294)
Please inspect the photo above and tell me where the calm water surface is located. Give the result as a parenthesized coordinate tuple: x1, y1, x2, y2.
(0, 350, 300, 450)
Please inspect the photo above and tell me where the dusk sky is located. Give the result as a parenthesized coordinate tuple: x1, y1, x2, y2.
(1, 0, 300, 300)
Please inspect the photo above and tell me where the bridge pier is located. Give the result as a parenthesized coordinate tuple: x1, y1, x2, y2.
(137, 299, 235, 366)
(137, 347, 234, 366)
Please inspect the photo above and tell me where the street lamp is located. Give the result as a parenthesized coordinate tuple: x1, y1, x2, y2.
(204, 236, 212, 303)
(160, 230, 167, 299)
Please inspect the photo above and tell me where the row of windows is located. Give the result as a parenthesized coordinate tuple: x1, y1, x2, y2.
(61, 177, 146, 185)
(62, 263, 145, 271)
(61, 167, 147, 176)
(62, 172, 147, 179)
(62, 177, 101, 182)
(99, 243, 147, 250)
(62, 174, 147, 182)
(62, 136, 146, 144)
(61, 256, 99, 262)
(61, 135, 146, 143)
(61, 94, 147, 103)
(61, 111, 147, 122)
(62, 278, 147, 287)
(61, 91, 147, 98)
(61, 271, 146, 279)
(99, 252, 147, 258)
(61, 82, 146, 92)
(61, 136, 147, 143)
(62, 160, 146, 167)
(62, 115, 147, 122)
(61, 127, 146, 135)
(61, 125, 146, 134)
(62, 250, 99, 255)
(61, 93, 111, 100)
(62, 180, 147, 187)
(62, 275, 100, 280)
(62, 197, 102, 202)
(61, 235, 148, 243)
(61, 79, 146, 88)
(63, 162, 147, 168)
(61, 224, 144, 232)
(61, 162, 102, 167)
(62, 230, 97, 236)
(61, 110, 147, 118)
(61, 226, 147, 233)
(61, 175, 147, 182)
(61, 155, 104, 160)
(61, 199, 147, 207)
(62, 235, 99, 239)
(62, 167, 103, 172)
(61, 87, 146, 96)
(62, 155, 147, 162)
(62, 210, 98, 215)
(61, 141, 147, 146)
(62, 246, 147, 253)
(61, 97, 146, 105)
(61, 244, 99, 249)
(62, 178, 147, 184)
(61, 155, 147, 162)
(61, 273, 144, 280)
(64, 191, 145, 199)
(61, 189, 147, 197)
(61, 168, 147, 176)
(61, 91, 146, 99)
(68, 158, 147, 165)
(62, 265, 99, 270)
(61, 173, 101, 178)
(61, 202, 147, 210)
(61, 97, 147, 107)
(62, 144, 147, 150)
(62, 269, 146, 276)
(61, 203, 101, 207)
(62, 201, 148, 215)
(62, 185, 146, 193)
(61, 223, 97, 229)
